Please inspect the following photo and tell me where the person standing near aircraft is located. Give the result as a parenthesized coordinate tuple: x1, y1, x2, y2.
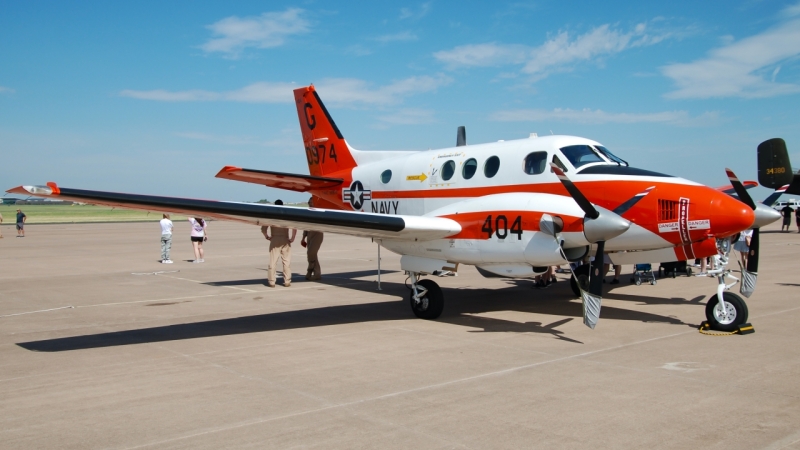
(262, 199, 296, 287)
(0, 211, 3, 238)
(15, 209, 26, 237)
(301, 197, 324, 280)
(188, 217, 207, 262)
(160, 214, 173, 263)
(795, 207, 800, 233)
(781, 204, 793, 231)
(734, 229, 752, 268)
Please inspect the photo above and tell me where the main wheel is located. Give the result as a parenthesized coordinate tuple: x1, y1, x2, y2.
(705, 292, 749, 331)
(570, 264, 591, 297)
(410, 279, 444, 320)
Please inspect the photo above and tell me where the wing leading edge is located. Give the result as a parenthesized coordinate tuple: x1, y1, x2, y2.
(6, 184, 460, 241)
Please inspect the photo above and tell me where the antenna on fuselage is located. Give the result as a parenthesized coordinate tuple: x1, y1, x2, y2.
(456, 126, 466, 147)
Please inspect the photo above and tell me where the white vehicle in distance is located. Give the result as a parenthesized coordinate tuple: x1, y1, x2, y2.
(774, 199, 800, 210)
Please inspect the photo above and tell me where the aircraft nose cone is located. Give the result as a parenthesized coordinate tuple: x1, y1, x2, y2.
(753, 203, 781, 228)
(709, 193, 755, 237)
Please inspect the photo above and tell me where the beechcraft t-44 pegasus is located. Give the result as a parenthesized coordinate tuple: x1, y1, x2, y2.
(9, 85, 784, 331)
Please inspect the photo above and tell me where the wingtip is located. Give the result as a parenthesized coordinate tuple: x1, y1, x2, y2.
(5, 184, 59, 196)
(215, 166, 242, 178)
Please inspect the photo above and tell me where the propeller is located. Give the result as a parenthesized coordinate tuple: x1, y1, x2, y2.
(550, 163, 631, 328)
(725, 167, 781, 297)
(456, 126, 466, 147)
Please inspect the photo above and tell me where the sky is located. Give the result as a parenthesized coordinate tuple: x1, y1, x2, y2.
(2, 0, 800, 203)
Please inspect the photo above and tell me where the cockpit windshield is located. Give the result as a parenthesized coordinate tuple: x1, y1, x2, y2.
(559, 145, 605, 169)
(594, 146, 628, 166)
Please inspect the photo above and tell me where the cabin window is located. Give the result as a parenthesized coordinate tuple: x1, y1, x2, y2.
(559, 145, 604, 168)
(523, 151, 548, 175)
(441, 160, 456, 181)
(462, 158, 477, 179)
(380, 170, 392, 184)
(484, 156, 500, 178)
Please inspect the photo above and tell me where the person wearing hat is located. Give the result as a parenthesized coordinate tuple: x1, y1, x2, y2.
(15, 209, 26, 237)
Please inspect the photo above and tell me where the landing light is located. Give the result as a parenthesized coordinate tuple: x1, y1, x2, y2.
(24, 185, 53, 195)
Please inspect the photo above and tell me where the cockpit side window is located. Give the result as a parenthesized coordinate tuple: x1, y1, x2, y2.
(523, 151, 548, 175)
(594, 146, 628, 166)
(559, 145, 605, 168)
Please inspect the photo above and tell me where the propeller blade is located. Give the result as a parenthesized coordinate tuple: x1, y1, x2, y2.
(726, 168, 757, 210)
(550, 163, 599, 219)
(746, 228, 759, 273)
(456, 126, 466, 147)
(613, 186, 655, 216)
(589, 241, 605, 297)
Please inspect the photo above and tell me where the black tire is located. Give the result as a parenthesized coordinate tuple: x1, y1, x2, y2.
(570, 264, 591, 297)
(410, 279, 444, 320)
(705, 292, 749, 331)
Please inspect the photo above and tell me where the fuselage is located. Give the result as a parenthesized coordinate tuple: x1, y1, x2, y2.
(309, 135, 750, 261)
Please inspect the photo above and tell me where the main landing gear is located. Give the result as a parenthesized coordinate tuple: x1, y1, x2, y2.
(408, 272, 444, 320)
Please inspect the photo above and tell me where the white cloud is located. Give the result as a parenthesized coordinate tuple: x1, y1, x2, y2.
(400, 3, 431, 20)
(377, 108, 436, 124)
(661, 17, 800, 99)
(434, 43, 529, 67)
(314, 75, 452, 105)
(175, 132, 296, 147)
(0, 86, 15, 94)
(374, 31, 418, 43)
(200, 8, 310, 58)
(490, 108, 719, 126)
(434, 22, 675, 81)
(120, 75, 452, 106)
(120, 82, 297, 103)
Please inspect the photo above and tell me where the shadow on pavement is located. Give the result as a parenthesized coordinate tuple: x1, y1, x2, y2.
(18, 272, 697, 352)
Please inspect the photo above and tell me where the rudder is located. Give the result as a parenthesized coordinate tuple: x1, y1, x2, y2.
(294, 85, 357, 177)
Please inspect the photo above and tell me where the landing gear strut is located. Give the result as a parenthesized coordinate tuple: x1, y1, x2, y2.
(408, 272, 444, 320)
(703, 243, 749, 331)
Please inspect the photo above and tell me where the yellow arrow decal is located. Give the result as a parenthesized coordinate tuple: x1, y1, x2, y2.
(406, 173, 428, 182)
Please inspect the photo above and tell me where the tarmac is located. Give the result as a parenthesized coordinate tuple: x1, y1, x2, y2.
(1, 220, 799, 449)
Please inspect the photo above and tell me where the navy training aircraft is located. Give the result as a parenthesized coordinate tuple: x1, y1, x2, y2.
(9, 85, 785, 331)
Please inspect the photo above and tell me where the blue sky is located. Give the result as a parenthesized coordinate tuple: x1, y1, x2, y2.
(2, 1, 800, 203)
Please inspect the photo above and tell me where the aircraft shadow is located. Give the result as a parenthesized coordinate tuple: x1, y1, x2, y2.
(18, 273, 696, 352)
(204, 269, 401, 288)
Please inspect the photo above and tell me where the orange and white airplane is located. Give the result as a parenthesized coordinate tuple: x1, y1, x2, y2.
(8, 85, 783, 331)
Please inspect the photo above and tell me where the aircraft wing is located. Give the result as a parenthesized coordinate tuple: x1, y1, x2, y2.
(6, 183, 460, 241)
(215, 166, 343, 192)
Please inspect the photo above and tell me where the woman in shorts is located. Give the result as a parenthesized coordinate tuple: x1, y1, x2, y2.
(188, 217, 207, 263)
(733, 229, 752, 268)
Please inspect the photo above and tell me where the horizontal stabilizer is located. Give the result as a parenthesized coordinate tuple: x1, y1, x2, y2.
(6, 184, 460, 241)
(716, 180, 758, 195)
(215, 166, 343, 192)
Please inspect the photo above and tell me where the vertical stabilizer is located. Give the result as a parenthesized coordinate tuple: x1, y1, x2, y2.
(294, 86, 358, 177)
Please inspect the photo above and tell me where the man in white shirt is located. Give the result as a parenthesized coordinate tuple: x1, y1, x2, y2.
(160, 214, 173, 263)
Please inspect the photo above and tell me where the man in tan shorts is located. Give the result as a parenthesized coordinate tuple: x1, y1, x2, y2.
(301, 197, 324, 280)
(262, 200, 296, 287)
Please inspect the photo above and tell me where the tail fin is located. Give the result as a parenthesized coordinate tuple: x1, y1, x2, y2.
(294, 85, 358, 177)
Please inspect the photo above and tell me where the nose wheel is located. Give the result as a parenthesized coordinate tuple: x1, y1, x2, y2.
(705, 292, 748, 331)
(409, 277, 444, 320)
